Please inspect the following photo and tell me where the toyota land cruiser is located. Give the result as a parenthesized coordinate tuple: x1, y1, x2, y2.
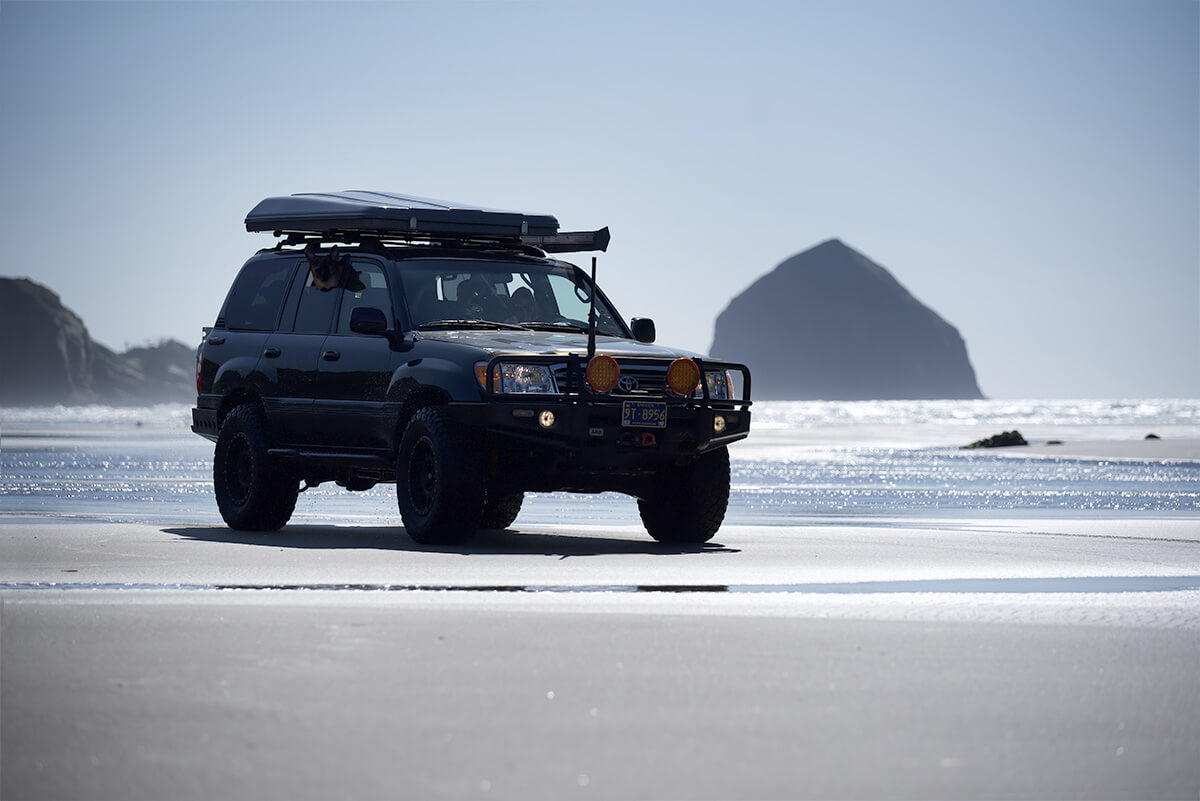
(192, 192, 752, 544)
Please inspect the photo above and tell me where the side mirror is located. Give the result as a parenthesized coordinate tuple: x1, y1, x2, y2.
(631, 317, 656, 344)
(350, 306, 389, 336)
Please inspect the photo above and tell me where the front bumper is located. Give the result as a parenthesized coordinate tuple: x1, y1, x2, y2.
(450, 396, 751, 460)
(455, 353, 753, 466)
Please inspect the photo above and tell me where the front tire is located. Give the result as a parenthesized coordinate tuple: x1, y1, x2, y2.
(638, 447, 730, 544)
(397, 406, 486, 544)
(481, 491, 524, 530)
(213, 404, 298, 531)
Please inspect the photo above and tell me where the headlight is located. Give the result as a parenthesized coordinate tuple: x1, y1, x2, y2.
(704, 370, 734, 400)
(475, 362, 557, 394)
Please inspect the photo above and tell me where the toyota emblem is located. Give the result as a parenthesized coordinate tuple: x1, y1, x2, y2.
(617, 375, 638, 393)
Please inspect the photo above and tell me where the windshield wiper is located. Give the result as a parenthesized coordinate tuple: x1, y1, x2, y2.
(417, 319, 530, 331)
(519, 321, 591, 334)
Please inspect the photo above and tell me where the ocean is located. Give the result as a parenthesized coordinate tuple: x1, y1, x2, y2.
(2, 400, 1198, 527)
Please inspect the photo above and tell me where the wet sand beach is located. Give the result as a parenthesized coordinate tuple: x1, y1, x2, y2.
(3, 514, 1199, 800)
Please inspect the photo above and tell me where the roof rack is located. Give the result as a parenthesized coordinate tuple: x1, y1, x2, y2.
(245, 191, 610, 253)
(271, 232, 549, 259)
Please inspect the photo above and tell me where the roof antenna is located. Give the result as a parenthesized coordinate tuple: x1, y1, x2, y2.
(587, 256, 598, 360)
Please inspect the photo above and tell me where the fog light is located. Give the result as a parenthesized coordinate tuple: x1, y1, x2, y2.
(713, 414, 727, 433)
(586, 354, 620, 393)
(538, 410, 556, 428)
(667, 357, 701, 396)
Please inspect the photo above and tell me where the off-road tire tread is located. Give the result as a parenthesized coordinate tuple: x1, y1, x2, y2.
(638, 446, 730, 544)
(481, 491, 524, 530)
(213, 404, 298, 531)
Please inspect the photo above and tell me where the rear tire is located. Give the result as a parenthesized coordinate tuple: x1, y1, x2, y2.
(638, 447, 730, 544)
(397, 406, 486, 544)
(481, 491, 524, 530)
(213, 404, 298, 531)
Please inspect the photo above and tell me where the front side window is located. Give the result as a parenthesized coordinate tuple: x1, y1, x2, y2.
(223, 259, 295, 331)
(397, 259, 625, 337)
(336, 261, 394, 334)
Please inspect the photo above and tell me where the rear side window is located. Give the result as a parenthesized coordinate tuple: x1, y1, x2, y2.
(223, 260, 295, 331)
(293, 270, 342, 334)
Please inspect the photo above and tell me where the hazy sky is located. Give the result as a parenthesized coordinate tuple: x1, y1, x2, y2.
(2, 0, 1196, 399)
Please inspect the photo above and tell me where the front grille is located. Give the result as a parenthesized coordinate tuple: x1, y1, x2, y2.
(552, 361, 670, 397)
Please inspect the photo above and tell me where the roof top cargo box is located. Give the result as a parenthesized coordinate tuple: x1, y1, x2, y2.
(246, 191, 559, 238)
(245, 191, 608, 252)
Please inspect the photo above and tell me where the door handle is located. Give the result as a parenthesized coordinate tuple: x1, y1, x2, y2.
(207, 336, 225, 346)
(263, 347, 280, 358)
(322, 350, 341, 361)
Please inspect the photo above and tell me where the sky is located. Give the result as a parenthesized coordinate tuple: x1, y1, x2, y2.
(1, 0, 1196, 399)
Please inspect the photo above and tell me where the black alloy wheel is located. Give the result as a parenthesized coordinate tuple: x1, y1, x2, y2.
(222, 434, 255, 506)
(396, 406, 486, 544)
(407, 438, 438, 516)
(213, 404, 298, 531)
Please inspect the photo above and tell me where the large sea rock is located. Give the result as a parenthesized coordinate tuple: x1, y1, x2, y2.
(709, 239, 984, 400)
(0, 277, 195, 405)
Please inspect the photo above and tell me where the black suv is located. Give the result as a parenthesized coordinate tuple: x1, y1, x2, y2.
(192, 192, 752, 544)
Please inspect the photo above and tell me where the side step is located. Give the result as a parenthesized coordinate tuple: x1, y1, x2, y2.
(268, 449, 394, 470)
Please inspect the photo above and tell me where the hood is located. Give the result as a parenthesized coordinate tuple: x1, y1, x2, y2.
(417, 330, 706, 360)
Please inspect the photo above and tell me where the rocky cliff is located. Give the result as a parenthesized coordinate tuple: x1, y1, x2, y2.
(0, 277, 195, 405)
(709, 239, 983, 400)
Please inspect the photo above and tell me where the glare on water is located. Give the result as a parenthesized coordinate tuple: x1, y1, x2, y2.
(2, 400, 1198, 526)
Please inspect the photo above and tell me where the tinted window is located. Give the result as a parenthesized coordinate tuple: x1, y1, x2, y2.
(397, 259, 625, 337)
(293, 270, 341, 334)
(546, 274, 621, 333)
(223, 260, 295, 331)
(336, 261, 394, 334)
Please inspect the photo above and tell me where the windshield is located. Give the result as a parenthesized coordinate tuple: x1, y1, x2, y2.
(396, 258, 627, 337)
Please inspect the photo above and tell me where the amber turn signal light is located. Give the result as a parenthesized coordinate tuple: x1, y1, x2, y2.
(666, 357, 701, 396)
(474, 362, 501, 393)
(585, 354, 620, 393)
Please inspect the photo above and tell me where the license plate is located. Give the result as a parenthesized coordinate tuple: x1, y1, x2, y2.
(621, 400, 667, 429)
